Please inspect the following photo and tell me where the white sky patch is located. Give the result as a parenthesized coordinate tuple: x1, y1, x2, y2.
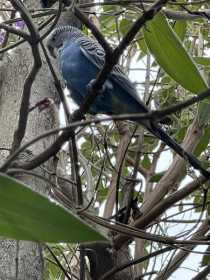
(156, 147, 173, 173)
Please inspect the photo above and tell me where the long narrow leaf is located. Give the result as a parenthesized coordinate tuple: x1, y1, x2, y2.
(0, 174, 106, 243)
(143, 12, 208, 93)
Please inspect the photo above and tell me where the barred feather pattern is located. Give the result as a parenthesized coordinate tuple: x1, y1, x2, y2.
(48, 26, 144, 107)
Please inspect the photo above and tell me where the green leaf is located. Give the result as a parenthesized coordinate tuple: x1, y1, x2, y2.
(201, 246, 210, 266)
(149, 171, 165, 182)
(0, 174, 106, 243)
(201, 160, 210, 169)
(173, 20, 187, 41)
(194, 127, 210, 156)
(194, 56, 210, 67)
(119, 18, 133, 36)
(175, 126, 187, 142)
(193, 192, 202, 212)
(143, 12, 208, 93)
(137, 36, 148, 55)
(142, 154, 151, 169)
(97, 187, 108, 203)
(198, 100, 210, 125)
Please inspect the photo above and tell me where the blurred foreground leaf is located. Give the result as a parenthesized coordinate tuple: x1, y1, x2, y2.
(0, 174, 106, 243)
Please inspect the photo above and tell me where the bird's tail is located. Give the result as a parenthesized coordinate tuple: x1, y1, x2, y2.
(146, 122, 210, 178)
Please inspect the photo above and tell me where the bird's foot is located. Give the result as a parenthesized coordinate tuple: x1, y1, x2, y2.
(86, 79, 106, 95)
(72, 109, 85, 121)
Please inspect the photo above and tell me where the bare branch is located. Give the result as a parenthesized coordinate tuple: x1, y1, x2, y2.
(10, 0, 42, 152)
(155, 218, 210, 279)
(114, 175, 207, 249)
(100, 246, 173, 280)
(191, 262, 210, 280)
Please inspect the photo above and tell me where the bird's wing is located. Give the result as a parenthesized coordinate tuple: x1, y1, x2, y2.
(79, 38, 105, 69)
(79, 37, 148, 110)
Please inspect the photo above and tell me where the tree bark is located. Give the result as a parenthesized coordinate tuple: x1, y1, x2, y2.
(0, 0, 61, 278)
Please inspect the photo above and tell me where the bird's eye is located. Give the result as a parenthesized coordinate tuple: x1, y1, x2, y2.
(58, 43, 63, 49)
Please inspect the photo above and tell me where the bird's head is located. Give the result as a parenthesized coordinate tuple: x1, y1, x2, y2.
(47, 26, 82, 58)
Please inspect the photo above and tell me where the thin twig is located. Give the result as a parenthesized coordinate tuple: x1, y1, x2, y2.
(10, 0, 42, 152)
(100, 246, 173, 280)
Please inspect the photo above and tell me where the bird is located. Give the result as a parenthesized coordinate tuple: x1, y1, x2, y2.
(47, 25, 210, 178)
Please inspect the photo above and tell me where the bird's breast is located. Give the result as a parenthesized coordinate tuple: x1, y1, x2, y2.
(59, 41, 147, 116)
(60, 42, 99, 93)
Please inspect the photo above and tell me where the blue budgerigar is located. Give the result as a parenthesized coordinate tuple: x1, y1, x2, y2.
(47, 26, 209, 177)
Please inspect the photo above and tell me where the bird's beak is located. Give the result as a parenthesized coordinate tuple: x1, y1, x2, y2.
(47, 44, 57, 58)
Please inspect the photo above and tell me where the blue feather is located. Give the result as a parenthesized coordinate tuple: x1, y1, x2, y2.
(59, 39, 148, 116)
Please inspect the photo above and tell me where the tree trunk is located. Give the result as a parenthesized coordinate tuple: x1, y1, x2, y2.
(0, 0, 60, 278)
